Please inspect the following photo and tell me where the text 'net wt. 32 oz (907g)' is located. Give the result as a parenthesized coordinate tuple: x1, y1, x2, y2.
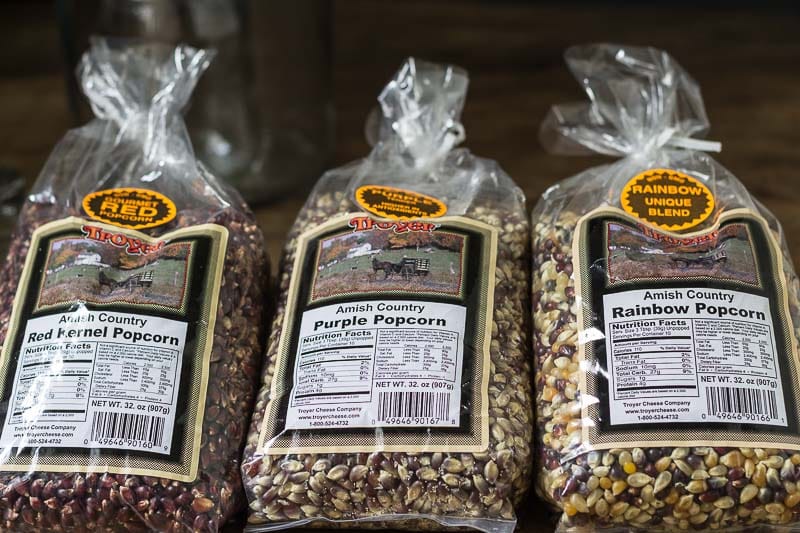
(242, 58, 533, 533)
(0, 41, 269, 532)
(533, 44, 800, 532)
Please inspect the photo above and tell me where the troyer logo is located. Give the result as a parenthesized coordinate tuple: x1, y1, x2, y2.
(81, 225, 166, 255)
(348, 216, 438, 234)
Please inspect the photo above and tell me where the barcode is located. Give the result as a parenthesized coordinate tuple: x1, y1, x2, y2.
(91, 411, 165, 447)
(706, 386, 778, 419)
(377, 391, 451, 421)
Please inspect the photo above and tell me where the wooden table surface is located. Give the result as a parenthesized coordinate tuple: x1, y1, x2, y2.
(1, 1, 799, 532)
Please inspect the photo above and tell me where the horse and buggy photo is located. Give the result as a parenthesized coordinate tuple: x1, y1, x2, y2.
(371, 256, 431, 280)
(37, 237, 192, 310)
(98, 269, 155, 295)
(310, 229, 465, 301)
(670, 250, 728, 270)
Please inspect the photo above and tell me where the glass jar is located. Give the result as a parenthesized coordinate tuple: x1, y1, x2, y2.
(57, 0, 333, 204)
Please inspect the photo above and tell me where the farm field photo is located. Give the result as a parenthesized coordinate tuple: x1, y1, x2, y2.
(310, 229, 466, 302)
(606, 222, 758, 285)
(37, 237, 193, 311)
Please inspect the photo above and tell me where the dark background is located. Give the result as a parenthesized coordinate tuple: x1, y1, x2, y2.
(3, 1, 800, 264)
(1, 1, 799, 531)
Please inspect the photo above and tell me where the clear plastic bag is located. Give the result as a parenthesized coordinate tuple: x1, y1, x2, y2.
(242, 58, 532, 532)
(0, 40, 268, 531)
(532, 44, 800, 531)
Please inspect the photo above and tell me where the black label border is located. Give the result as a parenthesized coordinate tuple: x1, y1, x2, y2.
(582, 212, 799, 439)
(0, 222, 219, 475)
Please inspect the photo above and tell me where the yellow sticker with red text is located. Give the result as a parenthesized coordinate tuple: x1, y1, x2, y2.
(83, 188, 177, 230)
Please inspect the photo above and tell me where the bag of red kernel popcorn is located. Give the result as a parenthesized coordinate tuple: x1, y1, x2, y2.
(0, 40, 269, 532)
(532, 43, 800, 531)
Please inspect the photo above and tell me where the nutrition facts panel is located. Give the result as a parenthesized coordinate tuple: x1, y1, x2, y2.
(694, 320, 777, 377)
(603, 288, 788, 427)
(607, 319, 699, 398)
(90, 343, 181, 405)
(292, 329, 377, 402)
(4, 341, 96, 423)
(285, 300, 466, 430)
(374, 329, 459, 381)
(4, 341, 181, 427)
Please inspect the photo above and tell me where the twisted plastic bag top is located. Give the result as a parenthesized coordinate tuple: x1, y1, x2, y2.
(374, 57, 467, 166)
(337, 57, 524, 216)
(540, 44, 714, 157)
(536, 43, 770, 237)
(80, 39, 207, 162)
(30, 39, 237, 223)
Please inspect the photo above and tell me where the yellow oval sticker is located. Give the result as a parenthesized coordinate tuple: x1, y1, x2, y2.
(621, 169, 715, 232)
(355, 185, 447, 220)
(83, 188, 177, 230)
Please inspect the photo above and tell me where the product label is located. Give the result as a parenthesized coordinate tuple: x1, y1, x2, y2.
(575, 207, 800, 450)
(355, 185, 447, 219)
(0, 217, 227, 481)
(259, 214, 496, 454)
(621, 169, 714, 231)
(83, 188, 177, 230)
(604, 288, 787, 427)
(0, 311, 186, 453)
(285, 301, 466, 429)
